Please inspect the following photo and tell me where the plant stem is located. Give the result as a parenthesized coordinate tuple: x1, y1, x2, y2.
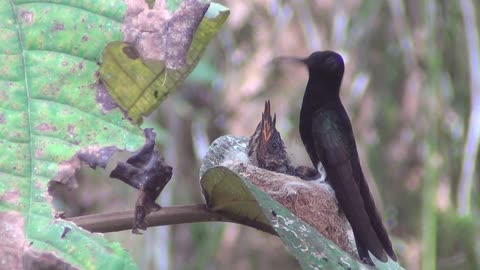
(421, 2, 441, 269)
(457, 0, 480, 217)
(421, 145, 439, 270)
(65, 203, 277, 235)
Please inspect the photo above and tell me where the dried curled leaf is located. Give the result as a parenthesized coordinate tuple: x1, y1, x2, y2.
(110, 128, 172, 234)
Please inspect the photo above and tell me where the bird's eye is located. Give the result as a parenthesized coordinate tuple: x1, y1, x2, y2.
(268, 141, 280, 153)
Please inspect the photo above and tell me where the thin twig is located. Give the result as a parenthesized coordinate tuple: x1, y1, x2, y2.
(65, 204, 277, 235)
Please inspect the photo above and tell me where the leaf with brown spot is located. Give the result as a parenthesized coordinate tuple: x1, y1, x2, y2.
(0, 0, 227, 268)
(0, 1, 188, 269)
(99, 1, 230, 123)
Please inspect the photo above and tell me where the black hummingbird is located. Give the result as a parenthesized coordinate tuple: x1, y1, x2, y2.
(283, 51, 397, 264)
(248, 100, 319, 180)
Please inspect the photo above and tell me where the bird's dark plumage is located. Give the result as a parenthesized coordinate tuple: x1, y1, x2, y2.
(296, 51, 396, 264)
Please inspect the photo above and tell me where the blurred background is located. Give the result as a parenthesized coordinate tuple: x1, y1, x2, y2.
(60, 0, 480, 269)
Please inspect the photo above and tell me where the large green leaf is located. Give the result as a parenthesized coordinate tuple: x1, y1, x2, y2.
(200, 135, 405, 270)
(0, 0, 228, 269)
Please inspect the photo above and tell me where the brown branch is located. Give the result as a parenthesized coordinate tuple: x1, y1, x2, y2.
(65, 204, 277, 236)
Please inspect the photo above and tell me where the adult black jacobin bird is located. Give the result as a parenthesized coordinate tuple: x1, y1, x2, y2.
(283, 51, 397, 264)
(248, 101, 319, 181)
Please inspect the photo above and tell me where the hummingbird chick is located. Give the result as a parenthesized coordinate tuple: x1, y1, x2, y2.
(247, 100, 319, 180)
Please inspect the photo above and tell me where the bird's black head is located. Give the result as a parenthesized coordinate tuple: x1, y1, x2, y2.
(271, 51, 345, 98)
(302, 51, 344, 79)
(248, 101, 290, 173)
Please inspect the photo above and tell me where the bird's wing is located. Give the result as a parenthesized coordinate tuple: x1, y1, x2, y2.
(312, 111, 387, 262)
(300, 113, 320, 167)
(352, 150, 398, 261)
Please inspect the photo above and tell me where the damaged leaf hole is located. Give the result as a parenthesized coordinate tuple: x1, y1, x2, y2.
(49, 129, 172, 234)
(48, 145, 120, 217)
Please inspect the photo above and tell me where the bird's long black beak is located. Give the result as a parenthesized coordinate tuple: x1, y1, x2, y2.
(268, 56, 307, 67)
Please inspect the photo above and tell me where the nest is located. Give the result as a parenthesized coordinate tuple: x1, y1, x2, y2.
(224, 161, 355, 256)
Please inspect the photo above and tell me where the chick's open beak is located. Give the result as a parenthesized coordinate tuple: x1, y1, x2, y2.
(261, 100, 276, 142)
